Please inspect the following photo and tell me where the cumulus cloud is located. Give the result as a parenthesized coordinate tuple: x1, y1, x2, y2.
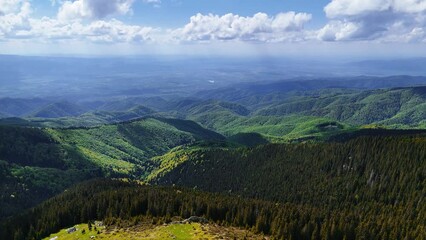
(173, 12, 312, 42)
(0, 0, 32, 38)
(0, 0, 24, 14)
(3, 0, 425, 47)
(26, 18, 153, 42)
(0, 0, 152, 43)
(57, 0, 134, 21)
(319, 0, 426, 42)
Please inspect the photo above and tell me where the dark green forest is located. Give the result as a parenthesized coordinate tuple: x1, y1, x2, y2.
(1, 178, 424, 240)
(1, 131, 425, 239)
(151, 132, 426, 208)
(0, 118, 224, 219)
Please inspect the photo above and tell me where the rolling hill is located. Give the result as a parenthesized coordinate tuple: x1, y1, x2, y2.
(149, 131, 426, 207)
(195, 76, 426, 104)
(0, 98, 50, 117)
(256, 86, 426, 127)
(162, 86, 426, 141)
(29, 101, 88, 118)
(0, 117, 224, 219)
(3, 86, 426, 143)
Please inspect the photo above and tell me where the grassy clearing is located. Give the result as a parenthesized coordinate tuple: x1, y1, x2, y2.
(43, 223, 105, 240)
(44, 222, 268, 240)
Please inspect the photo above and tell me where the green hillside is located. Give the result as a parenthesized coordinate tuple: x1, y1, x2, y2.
(0, 118, 224, 219)
(30, 101, 88, 118)
(0, 98, 50, 117)
(158, 86, 425, 141)
(255, 87, 426, 127)
(25, 106, 157, 128)
(150, 132, 426, 207)
(2, 178, 424, 240)
(47, 117, 224, 177)
(3, 86, 426, 142)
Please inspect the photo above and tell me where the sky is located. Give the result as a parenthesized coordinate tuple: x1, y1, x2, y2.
(0, 0, 426, 58)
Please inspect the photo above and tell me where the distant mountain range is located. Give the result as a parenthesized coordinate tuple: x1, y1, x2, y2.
(0, 74, 425, 239)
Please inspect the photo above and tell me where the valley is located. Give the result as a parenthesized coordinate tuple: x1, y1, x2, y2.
(0, 57, 425, 240)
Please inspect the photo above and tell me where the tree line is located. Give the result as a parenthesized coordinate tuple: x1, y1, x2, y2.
(1, 178, 424, 240)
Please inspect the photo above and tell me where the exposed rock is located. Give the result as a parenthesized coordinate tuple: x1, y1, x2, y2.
(182, 216, 208, 224)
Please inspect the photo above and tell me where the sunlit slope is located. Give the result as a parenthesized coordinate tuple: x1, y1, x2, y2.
(151, 132, 426, 207)
(174, 86, 426, 140)
(0, 117, 224, 219)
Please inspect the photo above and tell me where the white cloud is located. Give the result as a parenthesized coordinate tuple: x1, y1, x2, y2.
(50, 0, 62, 7)
(324, 0, 392, 18)
(173, 12, 312, 42)
(0, 0, 152, 43)
(142, 0, 161, 8)
(14, 17, 153, 42)
(142, 0, 161, 3)
(57, 0, 134, 21)
(0, 0, 32, 38)
(0, 0, 155, 44)
(2, 0, 426, 51)
(0, 0, 24, 15)
(319, 0, 426, 42)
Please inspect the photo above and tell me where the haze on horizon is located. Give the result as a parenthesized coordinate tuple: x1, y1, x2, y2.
(0, 0, 426, 58)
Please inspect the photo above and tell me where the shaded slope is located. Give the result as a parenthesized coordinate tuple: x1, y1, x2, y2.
(30, 101, 88, 118)
(2, 175, 425, 240)
(0, 98, 50, 117)
(195, 76, 426, 104)
(0, 126, 99, 219)
(255, 86, 426, 127)
(151, 132, 426, 207)
(47, 117, 224, 176)
(0, 117, 224, 219)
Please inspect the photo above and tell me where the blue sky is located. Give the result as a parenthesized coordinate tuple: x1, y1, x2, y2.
(1, 0, 426, 57)
(31, 0, 330, 28)
(126, 0, 330, 28)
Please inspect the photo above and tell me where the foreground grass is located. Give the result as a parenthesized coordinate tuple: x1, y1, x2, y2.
(43, 221, 268, 240)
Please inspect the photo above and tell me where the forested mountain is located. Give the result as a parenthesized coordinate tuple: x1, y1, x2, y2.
(255, 86, 426, 127)
(194, 76, 426, 103)
(1, 67, 426, 240)
(29, 101, 88, 118)
(0, 98, 50, 117)
(1, 76, 426, 139)
(2, 176, 425, 240)
(150, 132, 426, 207)
(159, 86, 426, 140)
(0, 118, 223, 219)
(2, 130, 424, 239)
(2, 86, 426, 142)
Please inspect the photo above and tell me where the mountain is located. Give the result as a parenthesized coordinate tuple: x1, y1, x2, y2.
(29, 101, 89, 118)
(10, 105, 158, 128)
(352, 58, 426, 75)
(3, 130, 426, 240)
(0, 117, 224, 219)
(164, 86, 425, 140)
(149, 130, 426, 207)
(256, 86, 426, 127)
(195, 76, 426, 105)
(4, 86, 426, 142)
(0, 98, 50, 117)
